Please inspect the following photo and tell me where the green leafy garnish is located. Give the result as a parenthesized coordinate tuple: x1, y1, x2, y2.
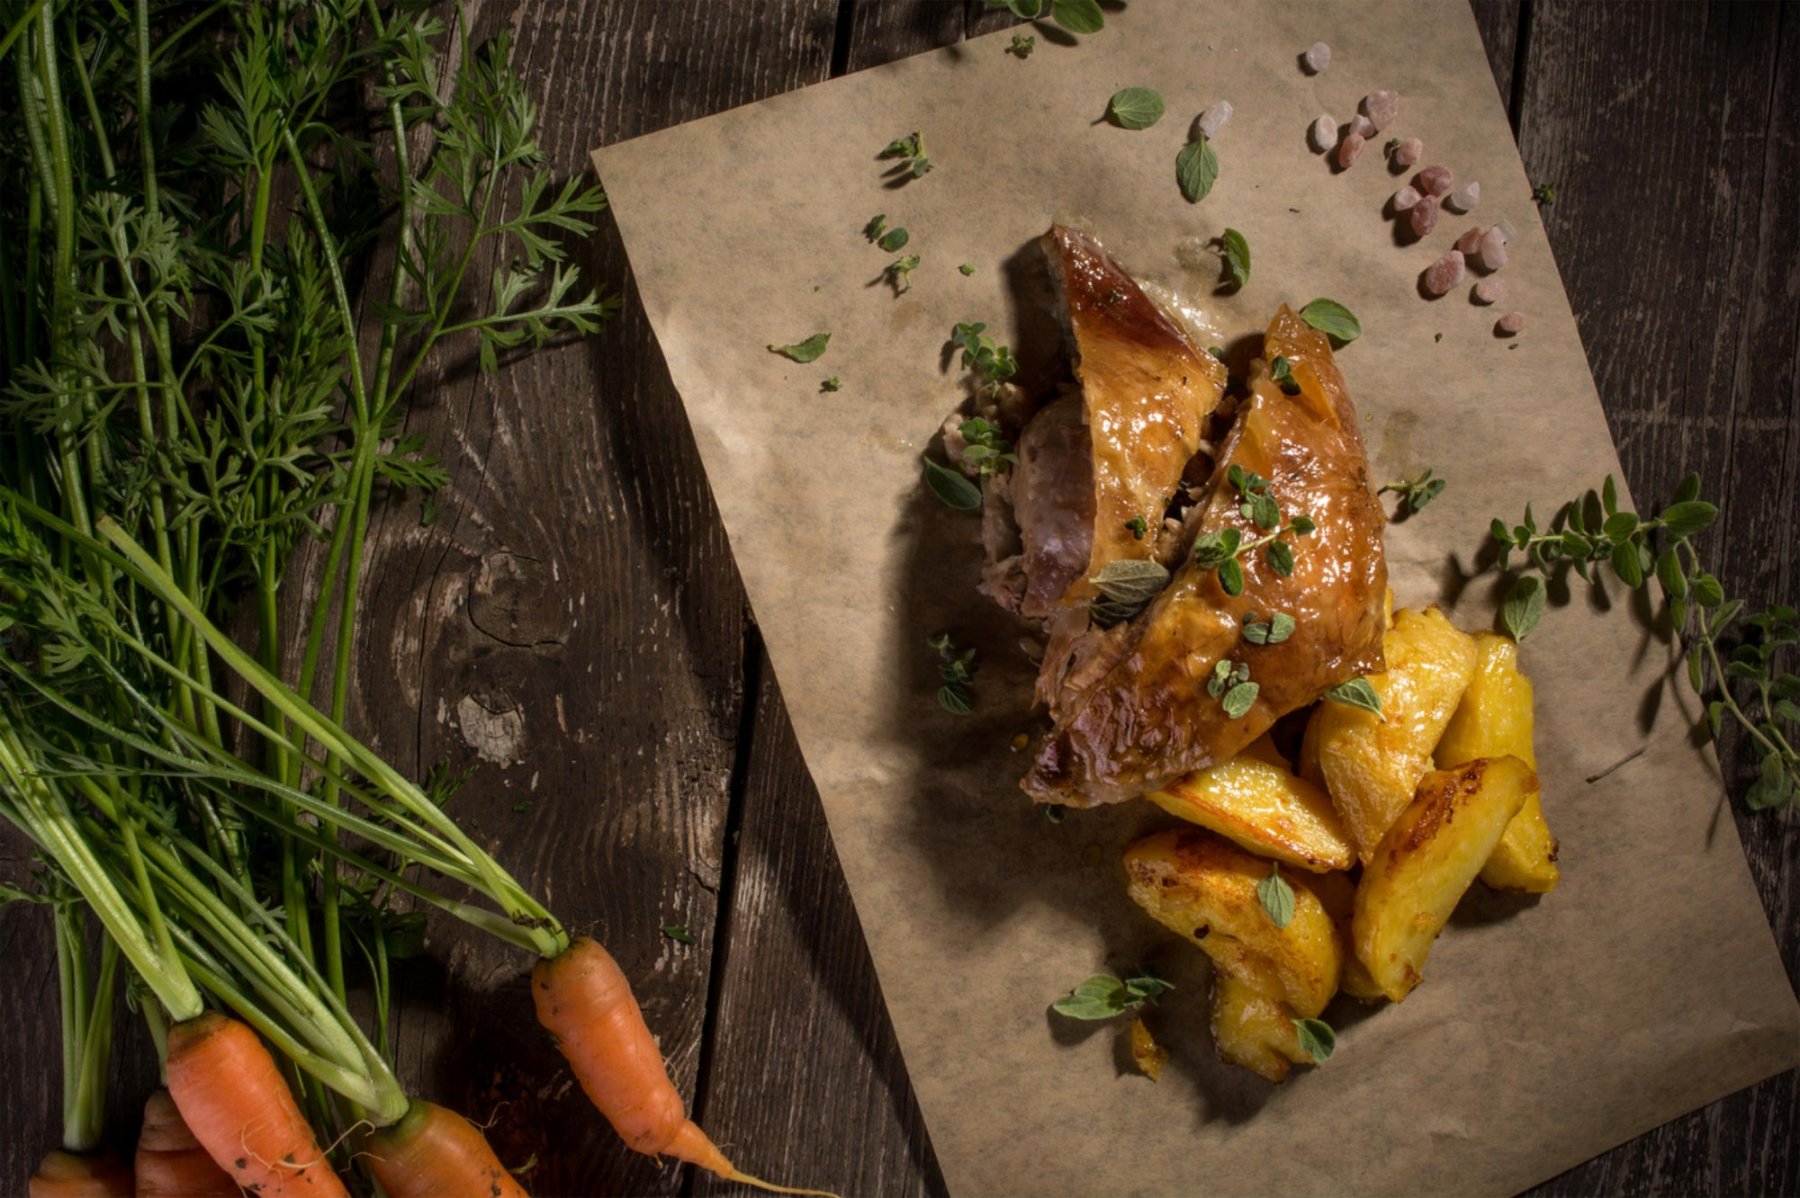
(821, 377, 842, 392)
(1177, 137, 1221, 203)
(1487, 473, 1795, 810)
(987, 0, 1045, 17)
(769, 333, 830, 363)
(1125, 516, 1148, 540)
(662, 924, 695, 945)
(950, 322, 1019, 391)
(1533, 181, 1556, 205)
(924, 458, 982, 511)
(1383, 137, 1401, 155)
(1107, 87, 1166, 130)
(1188, 469, 1314, 596)
(1220, 227, 1251, 288)
(1207, 660, 1258, 717)
(877, 226, 911, 252)
(1051, 965, 1170, 1021)
(1090, 559, 1171, 627)
(1295, 1018, 1336, 1063)
(1268, 355, 1300, 395)
(1050, 0, 1105, 34)
(1243, 611, 1296, 645)
(884, 254, 922, 294)
(1256, 865, 1295, 928)
(959, 418, 1017, 476)
(930, 633, 978, 714)
(1326, 678, 1383, 717)
(1008, 33, 1036, 57)
(865, 214, 889, 241)
(1299, 298, 1362, 344)
(960, 262, 977, 276)
(879, 132, 933, 178)
(1380, 468, 1447, 515)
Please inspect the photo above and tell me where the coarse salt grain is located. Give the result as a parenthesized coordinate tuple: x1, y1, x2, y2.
(1497, 311, 1527, 335)
(1393, 185, 1422, 212)
(1495, 216, 1519, 244)
(1395, 137, 1423, 167)
(1336, 131, 1366, 169)
(1478, 226, 1508, 271)
(1454, 226, 1485, 256)
(1199, 100, 1234, 139)
(1309, 115, 1337, 152)
(1415, 165, 1453, 197)
(1408, 193, 1440, 237)
(1447, 180, 1481, 212)
(1304, 42, 1331, 74)
(1423, 250, 1467, 297)
(1473, 278, 1505, 305)
(1349, 113, 1376, 140)
(1361, 89, 1399, 132)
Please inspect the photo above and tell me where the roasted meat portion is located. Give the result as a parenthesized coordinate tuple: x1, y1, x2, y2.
(1023, 306, 1388, 806)
(1003, 225, 1227, 622)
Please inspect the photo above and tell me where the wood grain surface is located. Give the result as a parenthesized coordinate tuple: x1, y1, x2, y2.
(0, 2, 1792, 1195)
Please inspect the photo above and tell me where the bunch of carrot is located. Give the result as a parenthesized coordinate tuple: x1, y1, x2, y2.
(0, 1, 821, 1194)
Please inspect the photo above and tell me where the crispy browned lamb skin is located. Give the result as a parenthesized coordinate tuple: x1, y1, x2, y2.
(1023, 306, 1388, 806)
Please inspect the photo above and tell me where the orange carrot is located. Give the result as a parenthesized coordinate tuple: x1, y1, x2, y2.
(164, 1012, 347, 1198)
(26, 1149, 132, 1198)
(365, 1099, 529, 1198)
(534, 936, 834, 1196)
(133, 1089, 240, 1198)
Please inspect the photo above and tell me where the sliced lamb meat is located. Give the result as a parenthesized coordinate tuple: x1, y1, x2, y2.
(1023, 306, 1389, 807)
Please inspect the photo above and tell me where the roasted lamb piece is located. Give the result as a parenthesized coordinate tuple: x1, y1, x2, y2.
(1023, 306, 1388, 806)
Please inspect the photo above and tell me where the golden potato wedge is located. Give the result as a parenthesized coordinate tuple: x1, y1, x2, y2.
(1123, 828, 1341, 1016)
(1210, 974, 1310, 1082)
(1352, 757, 1536, 1001)
(1147, 748, 1355, 873)
(1294, 868, 1384, 1001)
(1433, 632, 1560, 894)
(1312, 607, 1478, 862)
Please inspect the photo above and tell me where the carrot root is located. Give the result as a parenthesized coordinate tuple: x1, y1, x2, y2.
(365, 1099, 529, 1198)
(165, 1012, 348, 1198)
(133, 1089, 241, 1198)
(26, 1149, 133, 1198)
(534, 938, 834, 1196)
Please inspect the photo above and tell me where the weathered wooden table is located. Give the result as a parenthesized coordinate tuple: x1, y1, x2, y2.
(3, 2, 1794, 1194)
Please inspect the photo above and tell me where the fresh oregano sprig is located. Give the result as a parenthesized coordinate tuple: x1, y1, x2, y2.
(1192, 469, 1317, 597)
(929, 632, 978, 715)
(1379, 467, 1446, 515)
(878, 132, 933, 179)
(1050, 964, 1172, 1021)
(950, 321, 1018, 393)
(1488, 472, 1796, 810)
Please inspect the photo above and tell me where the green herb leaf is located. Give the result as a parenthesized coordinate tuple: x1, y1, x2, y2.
(1177, 138, 1220, 203)
(1299, 298, 1362, 344)
(937, 685, 973, 715)
(1193, 528, 1243, 569)
(1125, 515, 1148, 540)
(662, 924, 695, 944)
(1326, 678, 1382, 716)
(1268, 354, 1299, 395)
(1661, 501, 1718, 540)
(924, 457, 981, 510)
(1052, 974, 1129, 1020)
(768, 333, 830, 363)
(1090, 559, 1172, 606)
(1502, 574, 1546, 642)
(821, 376, 842, 392)
(1266, 611, 1296, 643)
(1656, 549, 1686, 599)
(1219, 227, 1251, 288)
(1295, 1017, 1336, 1064)
(1744, 751, 1796, 811)
(877, 226, 911, 252)
(1256, 865, 1295, 928)
(1673, 472, 1702, 504)
(1602, 474, 1619, 515)
(1007, 33, 1036, 57)
(1051, 0, 1105, 34)
(1217, 557, 1245, 596)
(1107, 87, 1166, 129)
(1532, 181, 1557, 205)
(1693, 573, 1725, 608)
(1222, 680, 1260, 719)
(1610, 539, 1644, 587)
(959, 262, 977, 276)
(1121, 965, 1174, 1002)
(1290, 515, 1317, 536)
(1266, 540, 1296, 578)
(864, 214, 888, 241)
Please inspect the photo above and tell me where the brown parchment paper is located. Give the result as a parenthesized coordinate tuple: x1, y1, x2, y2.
(591, 3, 1799, 1193)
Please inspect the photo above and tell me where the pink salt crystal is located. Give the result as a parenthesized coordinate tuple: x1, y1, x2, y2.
(1407, 193, 1440, 237)
(1395, 137, 1423, 167)
(1199, 100, 1234, 139)
(1473, 277, 1505, 305)
(1423, 250, 1467, 297)
(1454, 226, 1485, 256)
(1310, 114, 1338, 152)
(1361, 89, 1400, 132)
(1414, 165, 1453, 197)
(1336, 131, 1366, 169)
(1393, 185, 1422, 212)
(1496, 311, 1527, 335)
(1304, 42, 1331, 74)
(1495, 215, 1519, 243)
(1478, 226, 1508, 271)
(1447, 180, 1481, 212)
(1349, 113, 1376, 140)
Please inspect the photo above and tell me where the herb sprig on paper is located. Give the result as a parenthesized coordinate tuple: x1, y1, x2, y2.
(950, 322, 1019, 393)
(1379, 468, 1446, 515)
(879, 132, 933, 179)
(930, 633, 980, 715)
(1488, 473, 1796, 810)
(1050, 965, 1172, 1020)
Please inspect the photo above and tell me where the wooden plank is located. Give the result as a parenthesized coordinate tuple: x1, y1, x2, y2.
(690, 655, 946, 1198)
(329, 3, 836, 1195)
(1508, 1, 1797, 1194)
(1469, 0, 1523, 117)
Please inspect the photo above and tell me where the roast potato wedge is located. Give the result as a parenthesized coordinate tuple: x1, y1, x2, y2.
(1309, 607, 1478, 862)
(1147, 742, 1355, 873)
(1434, 632, 1560, 894)
(1123, 828, 1341, 1016)
(1352, 756, 1536, 1001)
(1210, 974, 1310, 1082)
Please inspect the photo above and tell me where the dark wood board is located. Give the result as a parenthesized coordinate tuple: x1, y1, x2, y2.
(0, 2, 1792, 1196)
